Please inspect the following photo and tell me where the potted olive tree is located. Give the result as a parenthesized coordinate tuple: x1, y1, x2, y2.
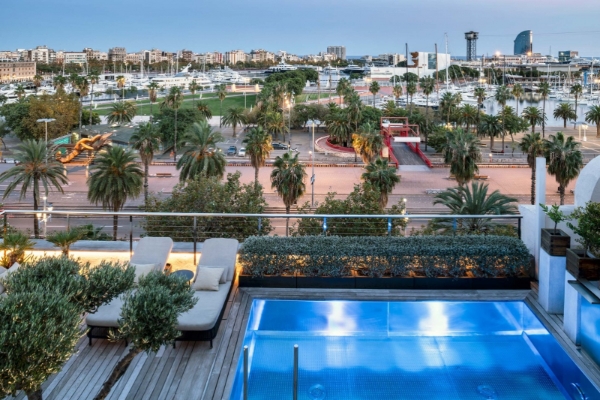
(539, 204, 570, 256)
(566, 202, 600, 280)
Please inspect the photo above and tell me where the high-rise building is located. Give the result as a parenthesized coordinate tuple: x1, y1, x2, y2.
(108, 47, 127, 62)
(514, 30, 533, 55)
(327, 46, 346, 60)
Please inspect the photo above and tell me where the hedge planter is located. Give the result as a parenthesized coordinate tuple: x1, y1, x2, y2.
(238, 274, 296, 288)
(414, 277, 473, 290)
(355, 276, 415, 289)
(296, 276, 356, 289)
(566, 248, 600, 280)
(541, 229, 571, 256)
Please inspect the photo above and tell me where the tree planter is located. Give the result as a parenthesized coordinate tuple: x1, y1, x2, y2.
(355, 276, 414, 289)
(470, 277, 531, 290)
(295, 276, 356, 289)
(414, 277, 473, 289)
(566, 249, 600, 280)
(238, 274, 296, 288)
(541, 229, 571, 256)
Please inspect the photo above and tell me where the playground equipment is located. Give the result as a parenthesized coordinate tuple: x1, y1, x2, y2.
(380, 117, 431, 167)
(56, 133, 112, 163)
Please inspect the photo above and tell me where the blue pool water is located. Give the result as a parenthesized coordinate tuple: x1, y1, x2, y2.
(231, 301, 600, 400)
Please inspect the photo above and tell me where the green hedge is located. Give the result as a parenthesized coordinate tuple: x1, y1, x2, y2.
(240, 235, 531, 278)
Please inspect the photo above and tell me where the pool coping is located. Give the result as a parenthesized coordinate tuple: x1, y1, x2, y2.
(211, 287, 600, 399)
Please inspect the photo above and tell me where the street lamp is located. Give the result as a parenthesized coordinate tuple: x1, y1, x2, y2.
(36, 118, 56, 164)
(308, 119, 320, 207)
(582, 122, 588, 142)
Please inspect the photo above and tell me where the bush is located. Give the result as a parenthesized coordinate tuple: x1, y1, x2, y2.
(240, 235, 531, 278)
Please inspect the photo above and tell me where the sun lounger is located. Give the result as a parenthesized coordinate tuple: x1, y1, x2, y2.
(85, 237, 173, 345)
(175, 238, 239, 347)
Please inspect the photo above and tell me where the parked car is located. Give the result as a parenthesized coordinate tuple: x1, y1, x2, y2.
(226, 145, 237, 156)
(237, 147, 246, 157)
(272, 142, 288, 150)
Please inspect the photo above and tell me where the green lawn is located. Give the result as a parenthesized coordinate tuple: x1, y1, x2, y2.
(295, 92, 334, 103)
(95, 94, 257, 116)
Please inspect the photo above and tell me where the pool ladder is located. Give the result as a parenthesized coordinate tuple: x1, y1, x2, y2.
(243, 344, 299, 400)
(572, 383, 588, 400)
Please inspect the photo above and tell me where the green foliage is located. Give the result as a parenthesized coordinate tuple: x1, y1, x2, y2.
(543, 132, 583, 205)
(292, 183, 407, 237)
(0, 231, 34, 267)
(358, 106, 382, 127)
(144, 172, 272, 241)
(271, 151, 306, 213)
(427, 127, 449, 152)
(115, 271, 197, 352)
(155, 107, 204, 149)
(46, 229, 84, 255)
(539, 204, 567, 231)
(240, 235, 531, 278)
(3, 256, 135, 314)
(77, 223, 113, 241)
(441, 129, 481, 186)
(176, 120, 226, 181)
(81, 109, 101, 125)
(0, 291, 81, 399)
(106, 101, 137, 126)
(361, 158, 400, 208)
(567, 202, 600, 257)
(264, 70, 313, 95)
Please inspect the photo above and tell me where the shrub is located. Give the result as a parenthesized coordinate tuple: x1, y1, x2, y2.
(240, 235, 531, 278)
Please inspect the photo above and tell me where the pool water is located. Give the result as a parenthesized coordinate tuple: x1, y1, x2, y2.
(231, 301, 600, 400)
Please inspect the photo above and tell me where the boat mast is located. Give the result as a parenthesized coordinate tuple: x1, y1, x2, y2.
(435, 43, 439, 100)
(444, 33, 450, 88)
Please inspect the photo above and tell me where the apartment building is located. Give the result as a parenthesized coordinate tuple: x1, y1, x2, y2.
(0, 61, 36, 83)
(225, 49, 247, 65)
(327, 45, 346, 60)
(108, 47, 127, 62)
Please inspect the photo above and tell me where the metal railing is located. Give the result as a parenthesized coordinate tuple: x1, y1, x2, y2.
(1, 209, 523, 263)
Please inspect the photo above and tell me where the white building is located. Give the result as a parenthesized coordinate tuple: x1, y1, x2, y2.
(327, 46, 346, 60)
(368, 52, 451, 79)
(225, 49, 247, 65)
(63, 52, 87, 65)
(27, 46, 49, 63)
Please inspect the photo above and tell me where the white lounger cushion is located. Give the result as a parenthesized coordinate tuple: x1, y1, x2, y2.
(86, 296, 125, 327)
(131, 237, 173, 271)
(192, 267, 224, 291)
(177, 282, 231, 331)
(132, 263, 157, 283)
(197, 238, 239, 282)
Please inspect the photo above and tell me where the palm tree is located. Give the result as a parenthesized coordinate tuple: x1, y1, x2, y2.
(147, 82, 160, 119)
(406, 81, 417, 115)
(369, 81, 380, 107)
(440, 92, 459, 125)
(130, 122, 161, 203)
(270, 151, 306, 235)
(392, 85, 403, 101)
(14, 85, 26, 100)
(421, 77, 435, 143)
(585, 105, 600, 138)
(553, 103, 577, 128)
(33, 74, 43, 92)
(222, 106, 247, 137)
(265, 111, 288, 141)
(0, 141, 68, 238)
(326, 112, 352, 147)
(352, 122, 384, 164)
(243, 126, 273, 187)
(75, 76, 89, 130)
(216, 84, 227, 127)
(361, 157, 400, 208)
(161, 86, 184, 161)
(538, 82, 550, 138)
(442, 128, 482, 186)
(196, 101, 212, 120)
(433, 182, 517, 233)
(188, 79, 200, 102)
(522, 106, 544, 134)
(53, 75, 66, 91)
(479, 114, 502, 151)
(106, 101, 137, 126)
(544, 132, 583, 205)
(345, 92, 363, 134)
(88, 147, 143, 240)
(571, 83, 583, 127)
(88, 73, 99, 126)
(512, 83, 524, 116)
(474, 87, 486, 137)
(336, 78, 351, 107)
(176, 120, 226, 182)
(116, 75, 126, 101)
(519, 132, 544, 205)
(458, 104, 479, 133)
(494, 85, 510, 152)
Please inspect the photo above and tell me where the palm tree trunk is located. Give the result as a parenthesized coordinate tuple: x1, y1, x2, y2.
(542, 98, 546, 138)
(220, 101, 223, 127)
(559, 185, 565, 205)
(254, 167, 259, 189)
(26, 389, 42, 400)
(144, 162, 149, 204)
(501, 119, 505, 153)
(531, 162, 536, 205)
(112, 204, 120, 241)
(89, 84, 94, 126)
(285, 205, 290, 237)
(33, 180, 39, 238)
(79, 97, 83, 130)
(597, 124, 600, 138)
(563, 118, 567, 128)
(490, 134, 495, 151)
(173, 108, 178, 162)
(94, 347, 142, 400)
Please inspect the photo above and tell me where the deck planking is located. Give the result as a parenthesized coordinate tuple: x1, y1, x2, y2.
(7, 285, 600, 400)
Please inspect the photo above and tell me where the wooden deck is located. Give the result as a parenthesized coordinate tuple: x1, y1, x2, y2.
(7, 285, 600, 399)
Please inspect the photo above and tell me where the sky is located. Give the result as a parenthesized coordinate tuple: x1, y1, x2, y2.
(3, 0, 600, 57)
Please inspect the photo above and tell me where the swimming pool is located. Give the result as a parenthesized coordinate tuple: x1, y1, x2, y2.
(231, 300, 600, 400)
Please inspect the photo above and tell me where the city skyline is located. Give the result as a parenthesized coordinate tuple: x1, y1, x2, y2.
(3, 0, 600, 57)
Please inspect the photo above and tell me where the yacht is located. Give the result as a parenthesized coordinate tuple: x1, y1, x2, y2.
(265, 61, 297, 74)
(150, 64, 213, 89)
(341, 63, 365, 75)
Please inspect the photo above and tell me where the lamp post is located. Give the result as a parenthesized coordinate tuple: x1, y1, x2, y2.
(308, 119, 320, 207)
(36, 118, 56, 164)
(582, 122, 588, 142)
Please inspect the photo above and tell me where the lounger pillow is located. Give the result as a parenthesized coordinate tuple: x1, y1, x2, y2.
(192, 267, 224, 291)
(131, 263, 156, 283)
(198, 265, 227, 284)
(0, 263, 19, 294)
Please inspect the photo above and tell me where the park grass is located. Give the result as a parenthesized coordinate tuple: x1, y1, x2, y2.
(95, 94, 257, 116)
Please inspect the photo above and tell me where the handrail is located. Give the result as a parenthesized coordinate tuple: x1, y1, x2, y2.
(1, 209, 523, 220)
